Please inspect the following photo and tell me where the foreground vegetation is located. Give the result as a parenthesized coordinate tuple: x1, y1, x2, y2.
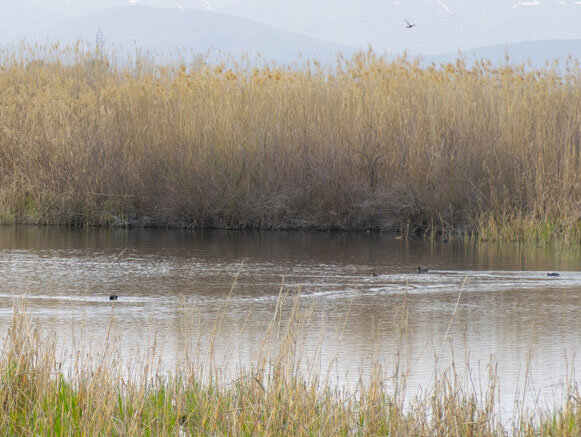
(2, 300, 581, 436)
(0, 45, 580, 241)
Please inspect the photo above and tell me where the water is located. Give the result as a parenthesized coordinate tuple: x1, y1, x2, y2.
(1, 226, 581, 418)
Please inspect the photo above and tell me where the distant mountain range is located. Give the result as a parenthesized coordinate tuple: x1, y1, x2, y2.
(22, 6, 356, 64)
(425, 39, 581, 68)
(19, 0, 581, 54)
(1, 1, 580, 67)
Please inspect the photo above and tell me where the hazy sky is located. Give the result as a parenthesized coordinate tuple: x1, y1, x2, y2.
(4, 0, 581, 54)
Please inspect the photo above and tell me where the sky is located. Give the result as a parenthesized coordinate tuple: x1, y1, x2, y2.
(3, 0, 581, 55)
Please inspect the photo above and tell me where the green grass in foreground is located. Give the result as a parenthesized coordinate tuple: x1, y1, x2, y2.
(2, 300, 581, 436)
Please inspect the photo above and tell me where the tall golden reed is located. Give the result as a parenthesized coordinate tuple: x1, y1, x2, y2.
(0, 44, 579, 241)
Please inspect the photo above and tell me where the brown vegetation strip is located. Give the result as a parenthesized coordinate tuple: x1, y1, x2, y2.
(0, 46, 580, 241)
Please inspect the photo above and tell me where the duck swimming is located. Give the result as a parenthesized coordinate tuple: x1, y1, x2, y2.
(109, 295, 118, 301)
(417, 266, 429, 273)
(547, 273, 560, 277)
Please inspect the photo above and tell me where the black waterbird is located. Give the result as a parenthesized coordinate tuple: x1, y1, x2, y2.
(417, 266, 429, 273)
(547, 273, 560, 277)
(109, 295, 118, 301)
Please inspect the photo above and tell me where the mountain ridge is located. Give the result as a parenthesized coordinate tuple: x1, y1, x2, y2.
(2, 3, 580, 67)
(15, 0, 581, 54)
(25, 5, 357, 63)
(424, 39, 581, 68)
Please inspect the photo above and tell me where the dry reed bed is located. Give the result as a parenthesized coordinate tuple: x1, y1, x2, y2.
(1, 298, 581, 436)
(0, 45, 580, 241)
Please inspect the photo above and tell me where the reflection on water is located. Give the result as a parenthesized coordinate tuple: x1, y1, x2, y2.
(1, 226, 581, 415)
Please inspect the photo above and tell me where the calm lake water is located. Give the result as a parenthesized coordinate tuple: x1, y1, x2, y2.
(2, 226, 581, 417)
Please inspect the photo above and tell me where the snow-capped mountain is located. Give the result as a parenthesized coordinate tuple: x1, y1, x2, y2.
(22, 0, 213, 16)
(128, 0, 213, 10)
(208, 0, 580, 54)
(2, 0, 580, 63)
(16, 0, 581, 54)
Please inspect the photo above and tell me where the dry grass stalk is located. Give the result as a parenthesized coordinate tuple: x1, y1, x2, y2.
(1, 295, 580, 435)
(0, 45, 580, 241)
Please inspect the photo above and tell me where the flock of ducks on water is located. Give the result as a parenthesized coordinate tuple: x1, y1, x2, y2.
(416, 267, 560, 277)
(369, 267, 562, 278)
(108, 270, 562, 301)
(105, 238, 560, 301)
(107, 269, 562, 301)
(414, 268, 560, 277)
